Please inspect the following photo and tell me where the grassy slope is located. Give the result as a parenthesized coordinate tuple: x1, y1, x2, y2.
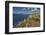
(16, 14, 40, 28)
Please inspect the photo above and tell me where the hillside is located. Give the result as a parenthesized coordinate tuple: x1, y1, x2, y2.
(16, 14, 40, 28)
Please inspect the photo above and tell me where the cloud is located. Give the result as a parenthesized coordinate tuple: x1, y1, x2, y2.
(22, 8, 26, 10)
(27, 8, 31, 10)
(22, 7, 31, 11)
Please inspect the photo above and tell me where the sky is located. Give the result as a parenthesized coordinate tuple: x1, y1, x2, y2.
(13, 7, 40, 14)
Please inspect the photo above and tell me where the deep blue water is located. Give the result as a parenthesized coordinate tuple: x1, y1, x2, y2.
(13, 14, 29, 27)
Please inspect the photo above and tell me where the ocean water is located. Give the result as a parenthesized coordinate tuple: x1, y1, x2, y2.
(13, 14, 29, 27)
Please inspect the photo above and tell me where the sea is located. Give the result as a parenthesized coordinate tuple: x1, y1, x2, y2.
(13, 14, 29, 27)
